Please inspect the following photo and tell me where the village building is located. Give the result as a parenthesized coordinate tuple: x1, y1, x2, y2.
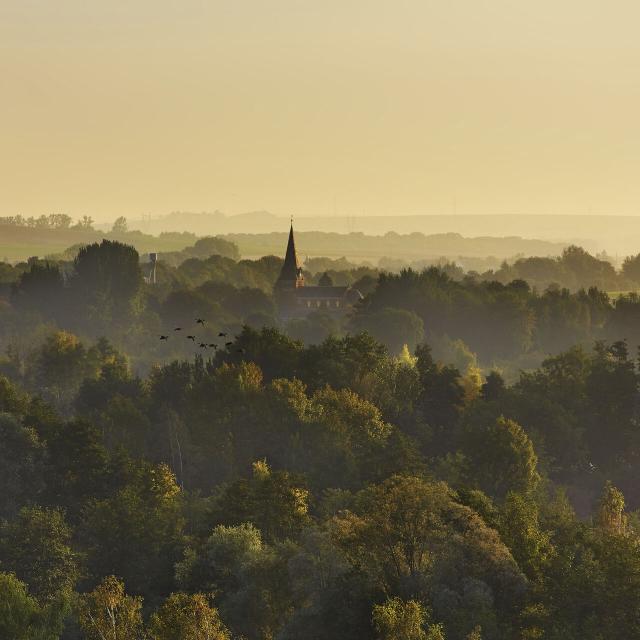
(274, 223, 363, 319)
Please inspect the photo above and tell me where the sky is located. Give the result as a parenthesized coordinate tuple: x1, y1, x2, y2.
(1, 0, 640, 222)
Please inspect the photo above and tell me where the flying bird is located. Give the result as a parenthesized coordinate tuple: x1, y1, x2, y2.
(174, 327, 182, 331)
(218, 332, 227, 337)
(199, 343, 208, 349)
(159, 335, 169, 341)
(196, 318, 205, 325)
(225, 341, 233, 347)
(208, 344, 218, 349)
(186, 335, 196, 342)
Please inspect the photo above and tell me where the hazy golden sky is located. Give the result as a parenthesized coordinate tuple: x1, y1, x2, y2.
(1, 1, 640, 221)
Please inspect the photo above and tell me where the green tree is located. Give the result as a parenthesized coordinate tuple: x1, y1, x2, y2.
(42, 418, 111, 519)
(356, 348, 423, 425)
(176, 523, 264, 594)
(0, 376, 29, 414)
(211, 460, 310, 542)
(498, 492, 553, 581)
(332, 475, 525, 638)
(299, 332, 388, 392)
(425, 625, 446, 640)
(81, 462, 185, 598)
(461, 417, 540, 499)
(218, 325, 303, 382)
(304, 385, 394, 488)
(465, 626, 482, 640)
(352, 308, 425, 354)
(560, 245, 618, 290)
(621, 252, 640, 284)
(372, 597, 428, 640)
(11, 262, 65, 317)
(159, 288, 224, 333)
(0, 572, 62, 640)
(596, 481, 628, 535)
(585, 341, 638, 467)
(75, 350, 149, 454)
(0, 506, 79, 604)
(0, 413, 45, 519)
(480, 371, 505, 402)
(286, 311, 341, 345)
(48, 213, 72, 229)
(26, 331, 93, 410)
(71, 239, 142, 327)
(509, 347, 590, 474)
(147, 592, 230, 640)
(72, 215, 94, 230)
(415, 343, 465, 434)
(542, 527, 640, 638)
(111, 216, 128, 233)
(176, 523, 291, 640)
(77, 575, 144, 640)
(190, 236, 240, 261)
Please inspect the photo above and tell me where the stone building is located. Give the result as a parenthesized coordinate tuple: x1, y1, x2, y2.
(274, 223, 362, 319)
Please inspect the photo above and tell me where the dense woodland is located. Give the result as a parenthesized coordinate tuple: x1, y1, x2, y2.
(4, 238, 640, 638)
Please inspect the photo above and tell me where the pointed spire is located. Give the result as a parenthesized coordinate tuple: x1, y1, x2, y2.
(276, 219, 304, 288)
(283, 222, 301, 273)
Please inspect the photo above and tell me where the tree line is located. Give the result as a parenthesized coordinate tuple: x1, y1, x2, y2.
(8, 240, 640, 380)
(0, 214, 95, 230)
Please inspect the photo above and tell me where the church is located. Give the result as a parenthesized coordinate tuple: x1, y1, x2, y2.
(274, 223, 363, 319)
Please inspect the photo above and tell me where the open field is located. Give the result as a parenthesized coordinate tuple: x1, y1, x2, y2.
(0, 227, 199, 262)
(607, 290, 640, 300)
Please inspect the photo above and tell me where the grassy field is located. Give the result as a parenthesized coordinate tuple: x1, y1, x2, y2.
(0, 227, 200, 263)
(607, 290, 639, 300)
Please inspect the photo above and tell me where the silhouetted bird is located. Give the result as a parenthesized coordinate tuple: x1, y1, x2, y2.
(159, 335, 169, 341)
(218, 332, 227, 337)
(174, 327, 182, 331)
(196, 318, 205, 325)
(225, 341, 233, 347)
(208, 344, 218, 349)
(187, 335, 196, 341)
(199, 343, 208, 349)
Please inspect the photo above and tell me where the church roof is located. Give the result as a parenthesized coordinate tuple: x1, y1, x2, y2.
(277, 223, 302, 282)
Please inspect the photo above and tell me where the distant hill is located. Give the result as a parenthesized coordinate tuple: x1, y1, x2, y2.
(122, 211, 640, 254)
(119, 210, 282, 236)
(0, 226, 200, 263)
(223, 231, 566, 268)
(1, 221, 566, 270)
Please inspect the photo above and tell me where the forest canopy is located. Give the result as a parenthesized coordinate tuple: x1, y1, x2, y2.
(3, 238, 640, 638)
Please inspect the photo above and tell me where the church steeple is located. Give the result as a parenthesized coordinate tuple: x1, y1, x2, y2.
(276, 220, 304, 289)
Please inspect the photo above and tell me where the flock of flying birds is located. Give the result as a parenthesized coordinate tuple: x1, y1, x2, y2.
(159, 318, 245, 354)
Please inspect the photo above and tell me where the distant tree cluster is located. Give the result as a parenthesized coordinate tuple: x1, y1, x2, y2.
(346, 245, 640, 293)
(157, 236, 241, 264)
(486, 245, 621, 291)
(0, 214, 94, 230)
(355, 261, 640, 371)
